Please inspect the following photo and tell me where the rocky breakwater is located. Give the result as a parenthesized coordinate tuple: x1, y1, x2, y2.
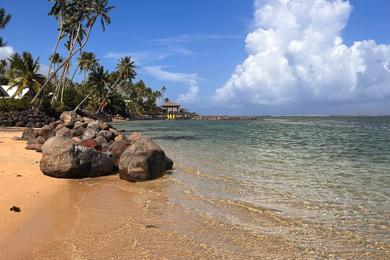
(0, 108, 56, 127)
(21, 111, 173, 182)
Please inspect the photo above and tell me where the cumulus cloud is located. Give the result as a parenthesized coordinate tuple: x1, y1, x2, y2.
(215, 0, 390, 107)
(0, 46, 14, 60)
(143, 66, 199, 103)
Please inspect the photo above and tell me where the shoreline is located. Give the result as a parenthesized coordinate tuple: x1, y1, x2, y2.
(0, 127, 77, 258)
(0, 127, 303, 258)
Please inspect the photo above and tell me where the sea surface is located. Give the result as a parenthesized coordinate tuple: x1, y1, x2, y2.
(114, 117, 390, 258)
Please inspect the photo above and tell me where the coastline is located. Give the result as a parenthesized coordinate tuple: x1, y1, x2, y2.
(0, 127, 303, 258)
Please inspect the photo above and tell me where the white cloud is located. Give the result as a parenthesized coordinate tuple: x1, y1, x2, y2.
(144, 66, 199, 103)
(104, 47, 194, 65)
(0, 46, 14, 60)
(153, 34, 241, 45)
(215, 0, 390, 108)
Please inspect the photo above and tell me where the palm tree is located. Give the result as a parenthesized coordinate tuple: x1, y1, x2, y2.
(31, 0, 114, 104)
(0, 8, 11, 29)
(116, 56, 136, 83)
(6, 52, 45, 98)
(77, 52, 99, 82)
(88, 65, 109, 97)
(49, 53, 64, 76)
(0, 59, 8, 85)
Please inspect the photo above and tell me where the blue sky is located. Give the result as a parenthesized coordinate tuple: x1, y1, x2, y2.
(1, 0, 390, 115)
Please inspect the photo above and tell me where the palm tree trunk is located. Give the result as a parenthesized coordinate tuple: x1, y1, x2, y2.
(31, 21, 95, 105)
(74, 91, 92, 112)
(71, 64, 80, 82)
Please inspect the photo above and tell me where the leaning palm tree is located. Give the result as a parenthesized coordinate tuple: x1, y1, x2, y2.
(73, 64, 109, 112)
(31, 0, 114, 105)
(6, 52, 45, 98)
(0, 8, 11, 29)
(96, 56, 136, 112)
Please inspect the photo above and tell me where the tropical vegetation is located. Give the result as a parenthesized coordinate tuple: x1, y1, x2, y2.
(0, 1, 168, 116)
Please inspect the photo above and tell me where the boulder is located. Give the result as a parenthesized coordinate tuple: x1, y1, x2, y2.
(98, 121, 112, 131)
(15, 121, 25, 127)
(55, 127, 72, 138)
(49, 120, 63, 131)
(118, 138, 169, 182)
(21, 128, 34, 141)
(97, 130, 115, 142)
(72, 125, 85, 137)
(95, 136, 109, 152)
(82, 127, 98, 140)
(128, 132, 143, 144)
(26, 143, 42, 152)
(80, 139, 97, 149)
(40, 137, 114, 178)
(60, 111, 77, 128)
(39, 125, 54, 140)
(165, 157, 174, 171)
(109, 140, 131, 168)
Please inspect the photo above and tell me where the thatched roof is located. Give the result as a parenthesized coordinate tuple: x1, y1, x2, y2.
(162, 101, 181, 107)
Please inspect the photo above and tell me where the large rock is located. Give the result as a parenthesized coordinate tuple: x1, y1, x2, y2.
(82, 127, 98, 140)
(118, 138, 170, 182)
(97, 130, 115, 142)
(60, 111, 77, 128)
(40, 137, 115, 178)
(21, 128, 34, 141)
(55, 127, 72, 138)
(39, 125, 53, 139)
(109, 140, 131, 168)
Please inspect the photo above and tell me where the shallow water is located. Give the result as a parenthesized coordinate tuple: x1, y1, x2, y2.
(114, 117, 390, 258)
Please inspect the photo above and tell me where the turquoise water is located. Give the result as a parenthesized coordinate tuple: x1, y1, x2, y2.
(115, 117, 390, 257)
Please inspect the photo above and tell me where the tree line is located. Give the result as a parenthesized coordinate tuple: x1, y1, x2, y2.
(0, 1, 168, 116)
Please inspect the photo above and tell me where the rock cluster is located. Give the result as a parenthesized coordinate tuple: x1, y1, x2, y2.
(22, 111, 173, 182)
(0, 109, 56, 127)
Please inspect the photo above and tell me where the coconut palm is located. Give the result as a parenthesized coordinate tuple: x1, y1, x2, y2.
(6, 52, 45, 97)
(0, 8, 11, 29)
(87, 65, 109, 97)
(49, 53, 64, 76)
(116, 56, 136, 83)
(32, 0, 114, 104)
(77, 52, 99, 82)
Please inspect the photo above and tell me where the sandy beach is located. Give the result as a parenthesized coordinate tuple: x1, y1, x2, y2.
(0, 127, 306, 259)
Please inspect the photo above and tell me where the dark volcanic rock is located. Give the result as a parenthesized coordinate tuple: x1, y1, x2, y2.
(109, 140, 131, 168)
(55, 127, 72, 138)
(82, 127, 98, 140)
(39, 125, 53, 139)
(119, 138, 169, 182)
(40, 137, 114, 178)
(165, 157, 174, 171)
(80, 139, 97, 149)
(97, 130, 115, 142)
(71, 125, 85, 137)
(60, 111, 77, 128)
(21, 128, 34, 141)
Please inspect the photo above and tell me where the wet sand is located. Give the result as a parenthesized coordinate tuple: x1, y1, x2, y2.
(1, 127, 389, 259)
(0, 127, 340, 259)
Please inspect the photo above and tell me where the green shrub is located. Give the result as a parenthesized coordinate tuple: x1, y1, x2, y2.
(0, 97, 31, 112)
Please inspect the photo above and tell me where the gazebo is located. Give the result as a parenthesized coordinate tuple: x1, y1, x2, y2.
(162, 100, 181, 114)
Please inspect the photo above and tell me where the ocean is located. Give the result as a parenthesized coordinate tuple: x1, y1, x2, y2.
(114, 116, 390, 258)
